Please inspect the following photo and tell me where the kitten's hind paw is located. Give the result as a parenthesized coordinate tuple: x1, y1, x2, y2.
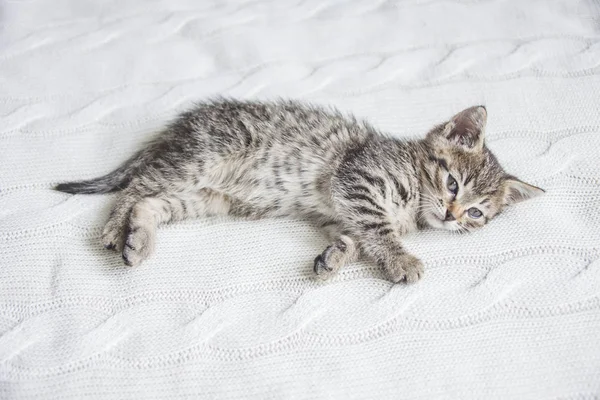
(102, 221, 126, 252)
(386, 254, 424, 284)
(121, 226, 155, 267)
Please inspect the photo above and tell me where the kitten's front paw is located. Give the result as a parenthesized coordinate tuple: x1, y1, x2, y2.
(121, 227, 155, 267)
(313, 244, 344, 280)
(386, 254, 424, 284)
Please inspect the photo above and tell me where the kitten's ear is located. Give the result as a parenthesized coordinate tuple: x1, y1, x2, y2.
(441, 106, 487, 151)
(502, 175, 545, 205)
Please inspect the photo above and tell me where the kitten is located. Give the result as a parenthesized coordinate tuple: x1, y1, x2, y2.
(55, 99, 544, 283)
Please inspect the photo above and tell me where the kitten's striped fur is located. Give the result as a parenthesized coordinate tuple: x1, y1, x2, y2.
(56, 99, 543, 282)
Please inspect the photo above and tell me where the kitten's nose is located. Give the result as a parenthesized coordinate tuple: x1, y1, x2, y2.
(444, 209, 455, 221)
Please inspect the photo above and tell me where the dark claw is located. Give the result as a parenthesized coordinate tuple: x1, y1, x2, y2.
(313, 254, 331, 274)
(104, 243, 116, 250)
(122, 253, 133, 266)
(313, 255, 323, 274)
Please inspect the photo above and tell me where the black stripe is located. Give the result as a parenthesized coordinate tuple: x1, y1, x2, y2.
(464, 173, 474, 186)
(274, 178, 287, 191)
(180, 199, 188, 216)
(237, 121, 252, 147)
(335, 240, 347, 252)
(337, 171, 361, 185)
(360, 222, 387, 230)
(378, 228, 394, 236)
(348, 185, 373, 195)
(319, 221, 337, 228)
(354, 206, 385, 218)
(421, 168, 434, 186)
(438, 158, 448, 170)
(347, 193, 385, 212)
(362, 173, 386, 196)
(390, 175, 408, 202)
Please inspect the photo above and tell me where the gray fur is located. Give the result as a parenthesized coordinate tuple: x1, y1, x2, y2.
(55, 99, 544, 282)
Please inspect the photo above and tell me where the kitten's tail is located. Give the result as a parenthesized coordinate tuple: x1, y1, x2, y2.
(54, 151, 142, 194)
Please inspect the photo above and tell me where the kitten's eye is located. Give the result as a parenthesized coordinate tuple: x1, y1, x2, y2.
(468, 207, 482, 218)
(446, 175, 458, 195)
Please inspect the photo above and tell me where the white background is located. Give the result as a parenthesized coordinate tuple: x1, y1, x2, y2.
(1, 0, 600, 398)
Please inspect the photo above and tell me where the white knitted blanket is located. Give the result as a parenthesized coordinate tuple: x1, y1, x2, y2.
(1, 0, 600, 398)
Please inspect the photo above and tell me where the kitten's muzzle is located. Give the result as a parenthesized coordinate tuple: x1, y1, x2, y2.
(444, 209, 456, 221)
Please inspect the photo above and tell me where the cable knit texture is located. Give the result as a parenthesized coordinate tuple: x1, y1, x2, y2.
(1, 0, 600, 398)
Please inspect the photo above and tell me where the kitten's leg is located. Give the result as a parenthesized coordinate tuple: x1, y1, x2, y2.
(122, 189, 231, 266)
(355, 232, 424, 283)
(102, 190, 142, 251)
(332, 188, 424, 284)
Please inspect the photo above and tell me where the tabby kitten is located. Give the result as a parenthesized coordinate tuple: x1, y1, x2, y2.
(56, 99, 544, 283)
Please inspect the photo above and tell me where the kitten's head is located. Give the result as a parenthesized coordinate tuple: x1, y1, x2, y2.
(419, 106, 544, 232)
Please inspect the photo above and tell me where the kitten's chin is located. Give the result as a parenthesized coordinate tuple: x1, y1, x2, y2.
(422, 213, 462, 232)
(422, 213, 445, 230)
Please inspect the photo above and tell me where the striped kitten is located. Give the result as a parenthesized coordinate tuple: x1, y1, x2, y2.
(56, 99, 543, 283)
